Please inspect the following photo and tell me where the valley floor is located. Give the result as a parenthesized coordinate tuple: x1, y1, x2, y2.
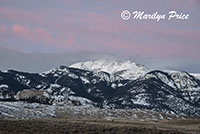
(0, 101, 200, 134)
(0, 118, 200, 134)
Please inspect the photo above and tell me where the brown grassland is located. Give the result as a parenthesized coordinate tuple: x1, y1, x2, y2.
(0, 117, 200, 134)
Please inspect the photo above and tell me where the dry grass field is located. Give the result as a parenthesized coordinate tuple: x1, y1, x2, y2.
(0, 117, 200, 134)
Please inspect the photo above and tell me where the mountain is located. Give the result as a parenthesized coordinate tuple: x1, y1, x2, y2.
(107, 70, 200, 115)
(70, 59, 148, 80)
(0, 66, 127, 106)
(191, 73, 200, 80)
(1, 59, 200, 116)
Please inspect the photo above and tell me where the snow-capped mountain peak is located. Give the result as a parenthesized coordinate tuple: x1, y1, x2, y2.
(70, 59, 148, 80)
(1, 60, 200, 116)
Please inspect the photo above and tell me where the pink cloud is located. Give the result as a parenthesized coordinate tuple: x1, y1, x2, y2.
(0, 24, 6, 33)
(78, 24, 200, 59)
(64, 36, 75, 47)
(1, 5, 199, 59)
(165, 29, 200, 41)
(31, 27, 75, 47)
(32, 28, 53, 43)
(0, 7, 138, 36)
(185, 0, 200, 8)
(0, 7, 50, 26)
(10, 24, 75, 48)
(81, 11, 200, 44)
(12, 24, 29, 36)
(58, 0, 81, 6)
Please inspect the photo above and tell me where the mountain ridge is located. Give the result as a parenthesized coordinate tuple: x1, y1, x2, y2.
(70, 59, 148, 80)
(1, 59, 200, 116)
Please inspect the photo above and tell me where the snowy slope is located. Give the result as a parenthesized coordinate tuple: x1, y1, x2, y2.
(0, 101, 183, 120)
(107, 70, 200, 115)
(1, 59, 200, 116)
(70, 59, 148, 80)
(0, 101, 55, 118)
(191, 73, 200, 80)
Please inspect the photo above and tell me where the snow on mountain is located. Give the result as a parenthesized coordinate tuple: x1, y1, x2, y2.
(0, 101, 183, 120)
(107, 70, 200, 115)
(191, 73, 200, 80)
(162, 70, 200, 90)
(1, 59, 200, 117)
(0, 101, 55, 118)
(70, 59, 148, 80)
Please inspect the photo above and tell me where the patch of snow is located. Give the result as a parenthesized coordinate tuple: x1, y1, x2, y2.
(80, 76, 90, 84)
(159, 114, 164, 120)
(0, 102, 55, 118)
(0, 84, 8, 89)
(69, 96, 93, 105)
(118, 83, 123, 87)
(50, 84, 61, 88)
(70, 59, 148, 80)
(191, 73, 200, 79)
(68, 73, 79, 79)
(131, 94, 150, 106)
(87, 88, 92, 93)
(15, 74, 31, 86)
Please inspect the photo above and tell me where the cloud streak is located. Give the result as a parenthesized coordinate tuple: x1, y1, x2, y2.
(9, 24, 75, 48)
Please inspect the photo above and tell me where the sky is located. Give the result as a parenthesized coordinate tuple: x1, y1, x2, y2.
(0, 0, 200, 73)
